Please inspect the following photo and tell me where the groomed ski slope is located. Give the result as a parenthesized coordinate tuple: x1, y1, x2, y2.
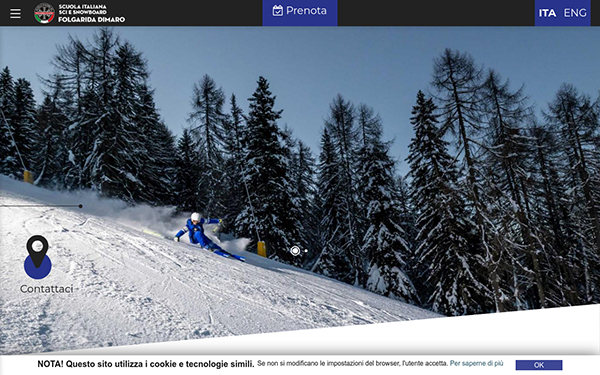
(0, 176, 439, 354)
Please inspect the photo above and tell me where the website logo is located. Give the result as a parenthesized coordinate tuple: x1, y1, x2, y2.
(34, 3, 55, 24)
(24, 235, 52, 279)
(273, 5, 284, 16)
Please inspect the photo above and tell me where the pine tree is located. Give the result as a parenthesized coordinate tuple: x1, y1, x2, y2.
(48, 34, 88, 109)
(235, 76, 300, 263)
(55, 36, 95, 191)
(0, 70, 39, 179)
(407, 90, 487, 315)
(529, 121, 583, 306)
(88, 40, 147, 202)
(34, 93, 69, 189)
(479, 69, 551, 310)
(545, 84, 600, 302)
(358, 107, 418, 303)
(432, 48, 508, 312)
(221, 93, 246, 230)
(43, 27, 178, 206)
(357, 103, 381, 146)
(354, 103, 382, 281)
(293, 139, 319, 266)
(188, 74, 226, 216)
(546, 84, 600, 255)
(174, 128, 199, 212)
(10, 78, 38, 177)
(323, 94, 363, 284)
(136, 84, 177, 205)
(33, 75, 71, 188)
(311, 128, 353, 278)
(0, 67, 17, 176)
(84, 28, 122, 197)
(395, 176, 417, 253)
(280, 128, 318, 267)
(396, 175, 421, 295)
(63, 80, 97, 190)
(226, 94, 245, 162)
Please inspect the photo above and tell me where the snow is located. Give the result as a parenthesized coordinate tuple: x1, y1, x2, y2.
(124, 172, 137, 182)
(0, 175, 439, 354)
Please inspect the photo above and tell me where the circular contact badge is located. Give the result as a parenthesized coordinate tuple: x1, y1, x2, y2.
(24, 255, 52, 279)
(34, 3, 55, 24)
(24, 235, 52, 279)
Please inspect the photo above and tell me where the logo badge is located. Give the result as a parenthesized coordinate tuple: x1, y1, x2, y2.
(24, 235, 52, 279)
(34, 3, 55, 24)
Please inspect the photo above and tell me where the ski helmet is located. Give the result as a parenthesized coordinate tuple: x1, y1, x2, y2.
(191, 212, 201, 222)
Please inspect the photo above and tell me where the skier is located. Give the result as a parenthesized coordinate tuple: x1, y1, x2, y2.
(174, 212, 224, 251)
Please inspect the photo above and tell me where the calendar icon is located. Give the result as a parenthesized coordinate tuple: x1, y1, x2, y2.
(272, 5, 284, 16)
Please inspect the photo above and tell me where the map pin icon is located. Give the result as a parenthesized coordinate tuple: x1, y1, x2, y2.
(26, 235, 49, 268)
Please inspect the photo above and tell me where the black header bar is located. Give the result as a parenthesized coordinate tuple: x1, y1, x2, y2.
(2, 1, 598, 26)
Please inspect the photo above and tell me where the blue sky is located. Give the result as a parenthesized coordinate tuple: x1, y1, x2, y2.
(1, 27, 599, 175)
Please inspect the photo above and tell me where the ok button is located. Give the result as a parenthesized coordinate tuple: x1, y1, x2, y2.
(516, 360, 563, 371)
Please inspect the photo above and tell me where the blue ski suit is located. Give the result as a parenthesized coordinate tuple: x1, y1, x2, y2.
(175, 218, 222, 250)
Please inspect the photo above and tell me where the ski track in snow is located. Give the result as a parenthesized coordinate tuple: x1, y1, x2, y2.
(0, 176, 439, 354)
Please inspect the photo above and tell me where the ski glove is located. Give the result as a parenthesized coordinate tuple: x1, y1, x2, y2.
(174, 236, 180, 242)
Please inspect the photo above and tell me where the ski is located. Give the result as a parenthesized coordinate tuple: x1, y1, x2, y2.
(212, 250, 231, 258)
(229, 254, 246, 262)
(198, 246, 247, 262)
(142, 229, 245, 262)
(215, 250, 246, 262)
(143, 229, 173, 240)
(208, 247, 245, 262)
